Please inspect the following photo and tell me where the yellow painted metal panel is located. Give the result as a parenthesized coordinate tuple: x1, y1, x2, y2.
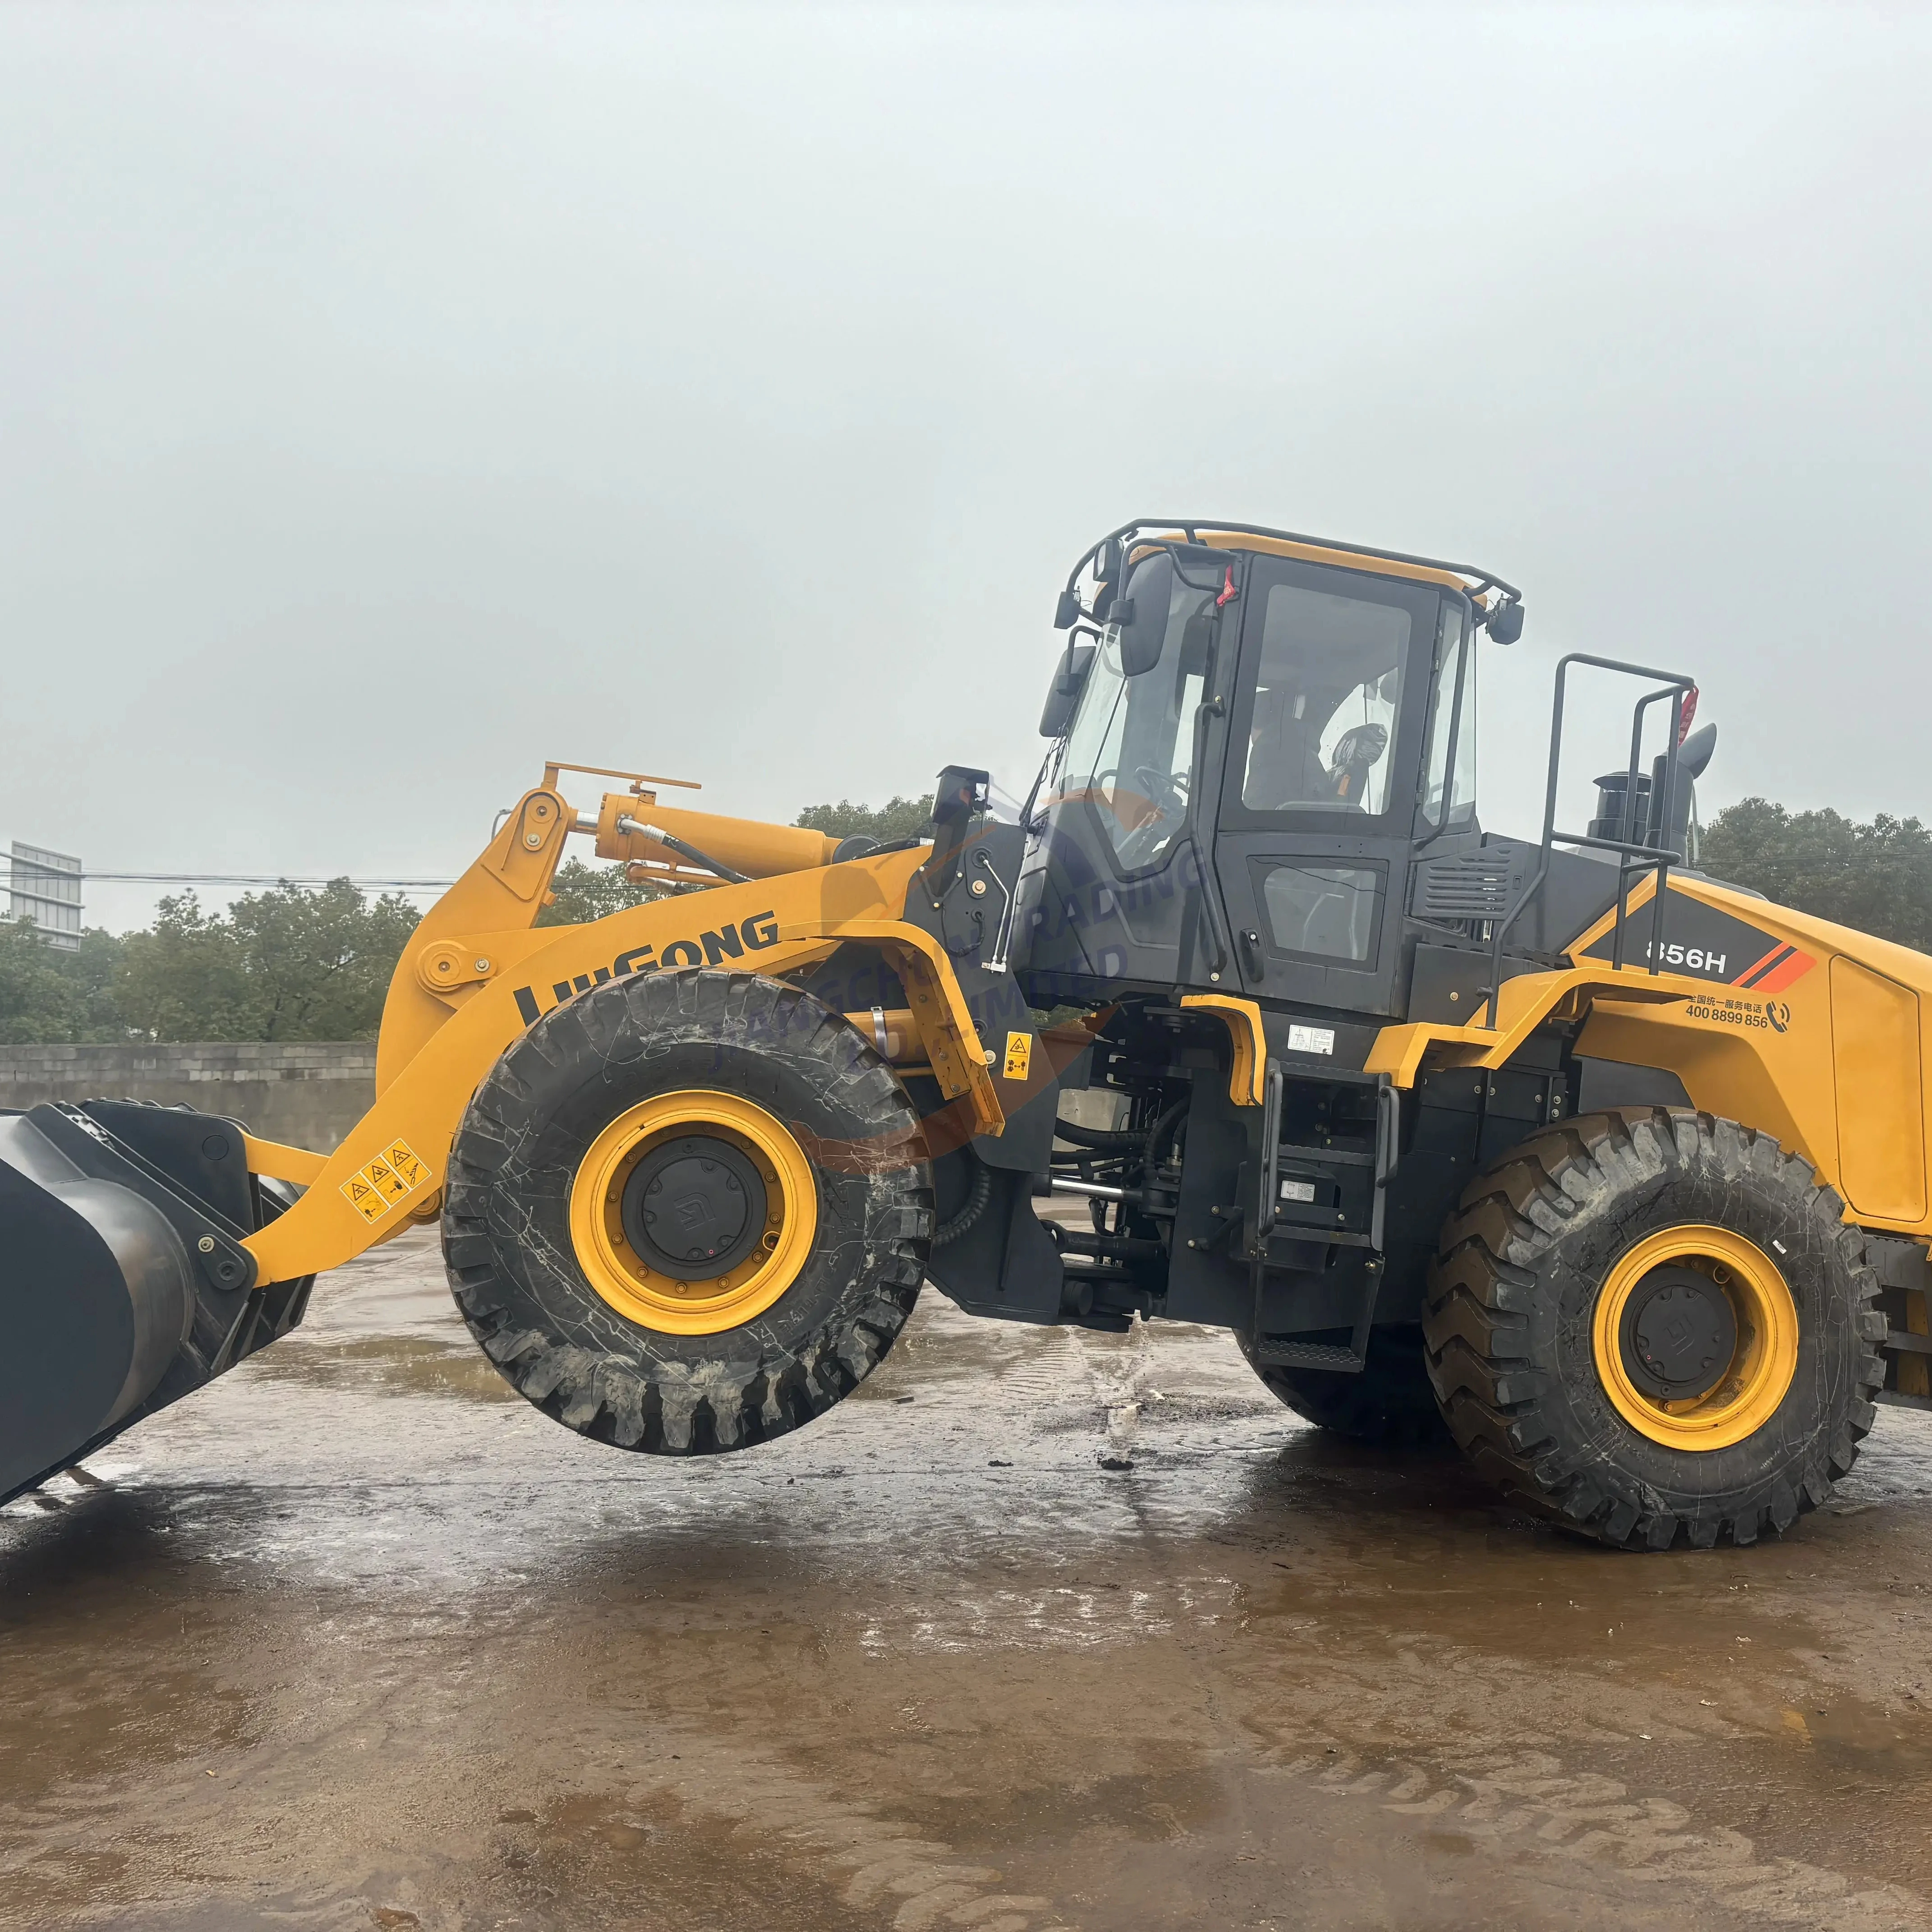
(775, 916, 1004, 1136)
(1830, 957, 1926, 1222)
(242, 837, 943, 1284)
(595, 795, 841, 881)
(1179, 994, 1266, 1105)
(243, 1135, 327, 1186)
(1561, 873, 1932, 1232)
(1367, 964, 1692, 1088)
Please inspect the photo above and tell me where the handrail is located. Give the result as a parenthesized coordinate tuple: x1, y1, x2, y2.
(1249, 1060, 1285, 1341)
(1188, 832, 1235, 982)
(1480, 653, 1697, 1028)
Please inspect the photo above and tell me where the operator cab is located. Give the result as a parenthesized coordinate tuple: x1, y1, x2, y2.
(1019, 522, 1513, 1019)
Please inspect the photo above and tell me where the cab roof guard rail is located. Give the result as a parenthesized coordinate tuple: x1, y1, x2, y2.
(1059, 518, 1522, 608)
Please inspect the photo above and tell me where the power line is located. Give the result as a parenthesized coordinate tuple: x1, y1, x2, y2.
(63, 873, 457, 889)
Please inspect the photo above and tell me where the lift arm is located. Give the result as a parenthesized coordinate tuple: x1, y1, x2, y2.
(242, 777, 1002, 1286)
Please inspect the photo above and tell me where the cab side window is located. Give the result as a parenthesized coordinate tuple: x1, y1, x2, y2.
(1239, 583, 1411, 817)
(1418, 598, 1478, 830)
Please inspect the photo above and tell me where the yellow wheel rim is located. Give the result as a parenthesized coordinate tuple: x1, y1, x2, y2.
(1591, 1224, 1799, 1451)
(567, 1090, 817, 1337)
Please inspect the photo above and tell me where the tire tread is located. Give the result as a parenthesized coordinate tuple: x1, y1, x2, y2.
(1419, 1106, 1884, 1550)
(442, 968, 932, 1457)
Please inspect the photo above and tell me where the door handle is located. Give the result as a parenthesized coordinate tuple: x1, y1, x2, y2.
(1238, 928, 1266, 979)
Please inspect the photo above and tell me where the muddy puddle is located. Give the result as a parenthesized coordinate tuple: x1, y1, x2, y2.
(4, 1229, 1932, 1930)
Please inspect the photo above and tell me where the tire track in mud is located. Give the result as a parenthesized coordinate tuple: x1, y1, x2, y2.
(1221, 1603, 1932, 1931)
(622, 1729, 1076, 1932)
(833, 1545, 1932, 1932)
(0, 1615, 1086, 1932)
(1261, 1744, 1930, 1931)
(978, 1328, 1097, 1416)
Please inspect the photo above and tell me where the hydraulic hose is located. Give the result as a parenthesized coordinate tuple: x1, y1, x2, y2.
(616, 816, 752, 886)
(1144, 1098, 1189, 1175)
(934, 1159, 994, 1247)
(1052, 1118, 1142, 1151)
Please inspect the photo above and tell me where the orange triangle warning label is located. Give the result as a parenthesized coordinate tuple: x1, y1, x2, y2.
(368, 1156, 409, 1199)
(340, 1171, 392, 1222)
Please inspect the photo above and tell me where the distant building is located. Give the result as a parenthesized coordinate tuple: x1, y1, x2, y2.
(8, 842, 83, 951)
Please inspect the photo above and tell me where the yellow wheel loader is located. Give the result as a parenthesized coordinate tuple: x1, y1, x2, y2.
(6, 520, 1929, 1550)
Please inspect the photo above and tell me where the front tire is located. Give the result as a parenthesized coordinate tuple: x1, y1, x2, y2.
(1422, 1108, 1885, 1550)
(443, 969, 932, 1455)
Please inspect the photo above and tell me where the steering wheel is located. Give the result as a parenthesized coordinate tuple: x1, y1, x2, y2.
(1326, 723, 1389, 803)
(1098, 765, 1181, 866)
(1081, 766, 1185, 867)
(1134, 764, 1189, 815)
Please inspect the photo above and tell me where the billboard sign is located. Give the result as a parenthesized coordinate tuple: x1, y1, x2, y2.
(8, 842, 83, 951)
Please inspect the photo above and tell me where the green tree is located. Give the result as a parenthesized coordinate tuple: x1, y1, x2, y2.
(117, 881, 419, 1041)
(796, 795, 933, 843)
(537, 856, 666, 927)
(115, 894, 253, 1040)
(0, 920, 130, 1044)
(1698, 799, 1932, 952)
(0, 918, 82, 1043)
(63, 928, 130, 1036)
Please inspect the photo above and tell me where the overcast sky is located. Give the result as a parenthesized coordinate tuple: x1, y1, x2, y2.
(3, 3, 1928, 932)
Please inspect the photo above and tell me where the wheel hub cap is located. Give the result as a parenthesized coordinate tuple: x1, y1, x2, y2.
(566, 1090, 818, 1337)
(1621, 1264, 1738, 1400)
(1591, 1225, 1800, 1451)
(620, 1136, 768, 1277)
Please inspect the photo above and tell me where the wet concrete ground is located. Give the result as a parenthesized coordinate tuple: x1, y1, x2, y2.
(5, 1228, 1932, 1932)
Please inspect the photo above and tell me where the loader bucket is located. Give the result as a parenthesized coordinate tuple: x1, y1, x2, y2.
(0, 1103, 316, 1508)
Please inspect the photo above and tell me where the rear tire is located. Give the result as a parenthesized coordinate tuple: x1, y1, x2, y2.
(1239, 1326, 1448, 1447)
(1422, 1108, 1885, 1550)
(443, 969, 932, 1455)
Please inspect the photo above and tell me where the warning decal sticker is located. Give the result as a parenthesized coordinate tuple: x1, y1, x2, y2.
(366, 1156, 409, 1204)
(386, 1139, 430, 1189)
(339, 1136, 435, 1224)
(342, 1175, 390, 1224)
(1003, 1031, 1032, 1081)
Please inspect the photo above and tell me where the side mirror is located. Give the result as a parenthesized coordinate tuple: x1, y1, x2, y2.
(1053, 589, 1081, 630)
(1039, 640, 1095, 738)
(1679, 721, 1717, 781)
(1486, 599, 1524, 645)
(1112, 551, 1173, 677)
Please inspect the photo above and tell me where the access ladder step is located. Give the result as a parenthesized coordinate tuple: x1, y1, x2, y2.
(1254, 1339, 1367, 1372)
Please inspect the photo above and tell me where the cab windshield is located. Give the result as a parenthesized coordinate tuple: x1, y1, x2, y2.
(1055, 552, 1219, 873)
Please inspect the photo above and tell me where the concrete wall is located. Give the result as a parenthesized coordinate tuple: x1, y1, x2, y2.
(0, 1043, 376, 1153)
(0, 1040, 1117, 1158)
(1058, 1086, 1129, 1133)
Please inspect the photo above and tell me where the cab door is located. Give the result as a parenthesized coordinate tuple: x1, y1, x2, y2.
(1211, 557, 1442, 1019)
(1024, 544, 1233, 994)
